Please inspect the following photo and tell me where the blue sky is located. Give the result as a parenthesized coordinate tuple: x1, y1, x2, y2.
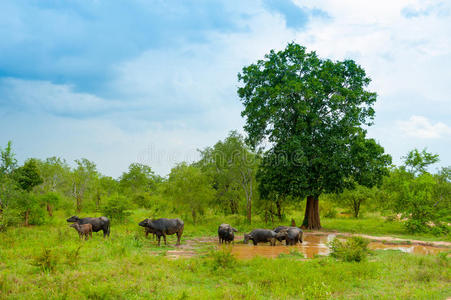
(0, 0, 450, 177)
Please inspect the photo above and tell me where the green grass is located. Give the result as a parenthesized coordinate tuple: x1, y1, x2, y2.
(0, 209, 450, 299)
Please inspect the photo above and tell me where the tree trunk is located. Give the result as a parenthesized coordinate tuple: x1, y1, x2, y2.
(276, 199, 282, 221)
(76, 195, 82, 213)
(25, 209, 30, 226)
(353, 199, 360, 218)
(46, 203, 53, 217)
(302, 195, 321, 229)
(192, 208, 197, 224)
(247, 198, 252, 224)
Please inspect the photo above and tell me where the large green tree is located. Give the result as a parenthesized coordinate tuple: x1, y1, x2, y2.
(238, 43, 391, 229)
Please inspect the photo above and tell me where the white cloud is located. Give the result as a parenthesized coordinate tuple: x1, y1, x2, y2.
(397, 115, 451, 139)
(1, 0, 451, 175)
(0, 78, 126, 117)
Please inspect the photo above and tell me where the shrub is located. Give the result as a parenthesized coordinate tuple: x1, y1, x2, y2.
(65, 246, 82, 267)
(132, 193, 152, 209)
(210, 247, 237, 271)
(0, 208, 21, 232)
(328, 236, 370, 262)
(430, 223, 449, 236)
(319, 197, 337, 218)
(102, 195, 131, 222)
(32, 248, 58, 272)
(404, 219, 428, 233)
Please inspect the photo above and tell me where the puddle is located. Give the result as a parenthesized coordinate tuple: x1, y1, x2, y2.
(229, 234, 449, 259)
(368, 243, 446, 255)
(231, 234, 333, 259)
(150, 234, 449, 259)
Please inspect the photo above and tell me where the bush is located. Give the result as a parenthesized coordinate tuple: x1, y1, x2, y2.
(0, 208, 22, 231)
(319, 200, 337, 218)
(430, 223, 450, 236)
(32, 248, 58, 272)
(404, 219, 428, 233)
(132, 193, 152, 209)
(102, 195, 132, 222)
(328, 236, 370, 262)
(210, 247, 237, 271)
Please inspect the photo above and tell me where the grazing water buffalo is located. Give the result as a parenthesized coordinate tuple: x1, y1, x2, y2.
(66, 216, 110, 237)
(139, 218, 184, 246)
(275, 227, 303, 245)
(70, 223, 93, 240)
(244, 229, 277, 246)
(218, 224, 238, 244)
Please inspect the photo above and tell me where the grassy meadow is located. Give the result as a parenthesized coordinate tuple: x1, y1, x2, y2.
(0, 209, 450, 299)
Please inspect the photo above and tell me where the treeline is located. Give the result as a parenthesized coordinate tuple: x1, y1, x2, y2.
(1, 44, 449, 235)
(0, 137, 449, 235)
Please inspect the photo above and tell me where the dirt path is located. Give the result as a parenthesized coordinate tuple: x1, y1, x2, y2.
(307, 230, 451, 248)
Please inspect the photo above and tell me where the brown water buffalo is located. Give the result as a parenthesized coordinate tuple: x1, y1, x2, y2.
(67, 216, 110, 237)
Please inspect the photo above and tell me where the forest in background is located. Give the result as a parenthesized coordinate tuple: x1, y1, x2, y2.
(0, 135, 449, 237)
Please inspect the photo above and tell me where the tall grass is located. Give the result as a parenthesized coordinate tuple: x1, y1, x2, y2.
(0, 209, 450, 299)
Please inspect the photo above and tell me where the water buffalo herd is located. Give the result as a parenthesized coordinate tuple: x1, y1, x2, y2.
(66, 215, 303, 246)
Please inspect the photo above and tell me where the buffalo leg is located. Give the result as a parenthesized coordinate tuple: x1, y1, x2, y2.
(163, 234, 167, 245)
(157, 235, 161, 246)
(176, 226, 183, 246)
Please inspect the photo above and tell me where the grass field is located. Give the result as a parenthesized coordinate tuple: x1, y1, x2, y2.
(1, 210, 450, 299)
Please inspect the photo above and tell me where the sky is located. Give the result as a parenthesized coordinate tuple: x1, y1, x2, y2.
(0, 0, 450, 178)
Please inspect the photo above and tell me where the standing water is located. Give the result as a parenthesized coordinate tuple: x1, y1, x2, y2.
(229, 233, 448, 259)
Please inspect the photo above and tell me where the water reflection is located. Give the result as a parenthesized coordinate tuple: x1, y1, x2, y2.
(229, 234, 448, 259)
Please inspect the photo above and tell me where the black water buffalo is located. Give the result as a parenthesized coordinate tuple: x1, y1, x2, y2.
(139, 218, 184, 246)
(275, 227, 303, 245)
(218, 224, 238, 244)
(144, 227, 156, 240)
(244, 229, 277, 246)
(273, 226, 290, 233)
(67, 216, 110, 237)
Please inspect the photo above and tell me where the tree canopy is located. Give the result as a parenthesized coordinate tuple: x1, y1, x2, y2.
(238, 43, 391, 229)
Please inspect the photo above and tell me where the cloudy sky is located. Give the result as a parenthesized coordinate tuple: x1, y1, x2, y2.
(0, 0, 450, 178)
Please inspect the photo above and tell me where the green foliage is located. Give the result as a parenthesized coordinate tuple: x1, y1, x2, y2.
(237, 43, 391, 229)
(329, 236, 370, 262)
(119, 163, 160, 195)
(197, 131, 258, 221)
(318, 198, 338, 218)
(0, 207, 22, 232)
(334, 185, 375, 218)
(72, 158, 99, 212)
(383, 167, 449, 233)
(0, 141, 17, 175)
(102, 194, 132, 222)
(12, 159, 43, 192)
(209, 247, 237, 271)
(403, 148, 439, 175)
(131, 192, 153, 209)
(165, 163, 215, 223)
